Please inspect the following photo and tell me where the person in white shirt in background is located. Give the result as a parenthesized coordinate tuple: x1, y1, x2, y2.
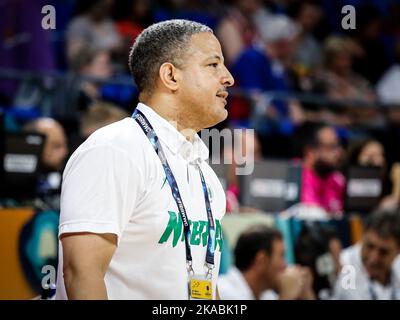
(334, 210, 400, 300)
(376, 42, 400, 107)
(56, 19, 234, 300)
(218, 225, 316, 300)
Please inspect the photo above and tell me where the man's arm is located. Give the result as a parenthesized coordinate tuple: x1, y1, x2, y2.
(61, 232, 117, 299)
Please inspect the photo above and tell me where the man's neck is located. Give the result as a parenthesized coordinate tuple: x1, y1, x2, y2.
(371, 271, 392, 286)
(242, 270, 266, 300)
(141, 98, 198, 142)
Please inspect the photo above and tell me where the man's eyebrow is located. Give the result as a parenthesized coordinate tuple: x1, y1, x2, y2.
(205, 55, 224, 63)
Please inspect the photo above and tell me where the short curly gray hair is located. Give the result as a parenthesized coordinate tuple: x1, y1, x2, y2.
(128, 19, 213, 94)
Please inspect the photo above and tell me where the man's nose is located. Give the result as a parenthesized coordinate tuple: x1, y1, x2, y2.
(222, 66, 234, 87)
(367, 250, 380, 265)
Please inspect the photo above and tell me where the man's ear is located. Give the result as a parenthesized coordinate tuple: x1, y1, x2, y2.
(254, 250, 269, 267)
(159, 62, 179, 92)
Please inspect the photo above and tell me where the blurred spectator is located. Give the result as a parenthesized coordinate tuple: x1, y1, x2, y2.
(378, 41, 400, 168)
(69, 45, 113, 111)
(351, 5, 391, 86)
(66, 0, 122, 61)
(24, 118, 68, 172)
(315, 36, 375, 103)
(289, 1, 323, 76)
(80, 101, 129, 139)
(222, 129, 262, 213)
(313, 36, 377, 128)
(230, 14, 304, 157)
(294, 223, 342, 299)
(115, 0, 152, 41)
(333, 210, 400, 300)
(347, 138, 386, 168)
(114, 0, 153, 71)
(218, 225, 315, 300)
(68, 101, 129, 154)
(300, 123, 345, 216)
(23, 118, 68, 203)
(347, 138, 400, 212)
(376, 41, 400, 106)
(216, 0, 264, 66)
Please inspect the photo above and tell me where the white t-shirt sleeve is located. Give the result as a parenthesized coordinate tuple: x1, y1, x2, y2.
(59, 145, 143, 243)
(333, 245, 364, 300)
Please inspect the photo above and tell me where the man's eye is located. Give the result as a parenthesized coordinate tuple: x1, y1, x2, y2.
(366, 243, 375, 251)
(209, 63, 218, 68)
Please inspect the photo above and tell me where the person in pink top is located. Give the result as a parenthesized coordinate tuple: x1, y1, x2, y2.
(300, 124, 346, 215)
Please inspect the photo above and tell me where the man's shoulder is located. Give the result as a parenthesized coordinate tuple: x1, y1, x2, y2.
(62, 118, 151, 193)
(334, 244, 367, 299)
(80, 118, 145, 151)
(218, 267, 254, 300)
(340, 243, 361, 267)
(69, 118, 150, 167)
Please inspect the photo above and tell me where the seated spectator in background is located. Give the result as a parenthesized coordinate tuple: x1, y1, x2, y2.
(23, 118, 68, 201)
(218, 225, 315, 300)
(230, 14, 304, 158)
(114, 0, 153, 70)
(333, 210, 400, 300)
(294, 223, 342, 299)
(24, 118, 68, 172)
(288, 1, 323, 78)
(347, 138, 400, 211)
(300, 123, 345, 216)
(222, 129, 263, 213)
(313, 36, 377, 127)
(316, 36, 375, 102)
(80, 101, 129, 139)
(377, 41, 400, 107)
(347, 138, 386, 168)
(68, 101, 129, 154)
(66, 0, 122, 61)
(377, 43, 400, 171)
(216, 0, 263, 66)
(350, 5, 390, 86)
(69, 45, 113, 111)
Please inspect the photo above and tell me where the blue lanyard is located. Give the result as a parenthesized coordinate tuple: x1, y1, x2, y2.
(132, 109, 216, 273)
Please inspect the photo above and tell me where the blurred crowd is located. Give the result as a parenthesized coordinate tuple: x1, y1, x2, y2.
(1, 0, 400, 207)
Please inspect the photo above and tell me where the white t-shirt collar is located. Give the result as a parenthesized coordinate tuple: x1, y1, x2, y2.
(136, 103, 209, 163)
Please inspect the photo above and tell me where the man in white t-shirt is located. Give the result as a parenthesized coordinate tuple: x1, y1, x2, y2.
(333, 211, 400, 300)
(218, 225, 316, 300)
(56, 19, 234, 299)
